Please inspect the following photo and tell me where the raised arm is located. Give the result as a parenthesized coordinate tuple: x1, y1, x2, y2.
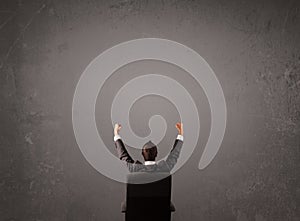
(165, 122, 184, 171)
(113, 123, 134, 163)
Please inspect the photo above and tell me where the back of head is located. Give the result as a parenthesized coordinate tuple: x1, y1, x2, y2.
(142, 140, 157, 161)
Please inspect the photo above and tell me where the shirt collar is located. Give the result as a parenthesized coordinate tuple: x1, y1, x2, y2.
(144, 161, 156, 165)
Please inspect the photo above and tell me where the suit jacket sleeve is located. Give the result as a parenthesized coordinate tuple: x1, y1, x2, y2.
(164, 138, 183, 171)
(114, 139, 134, 163)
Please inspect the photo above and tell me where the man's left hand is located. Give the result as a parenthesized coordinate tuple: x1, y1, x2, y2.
(114, 123, 122, 136)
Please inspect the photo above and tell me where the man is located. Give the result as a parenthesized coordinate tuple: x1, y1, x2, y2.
(114, 122, 184, 172)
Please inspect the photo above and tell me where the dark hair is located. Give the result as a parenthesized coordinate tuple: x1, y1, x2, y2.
(142, 140, 157, 161)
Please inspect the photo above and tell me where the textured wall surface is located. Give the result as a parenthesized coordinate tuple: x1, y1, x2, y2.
(1, 0, 299, 220)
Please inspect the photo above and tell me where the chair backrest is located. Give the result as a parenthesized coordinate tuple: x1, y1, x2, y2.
(125, 172, 172, 220)
(127, 172, 171, 197)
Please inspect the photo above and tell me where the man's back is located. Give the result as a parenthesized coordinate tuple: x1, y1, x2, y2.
(114, 136, 183, 173)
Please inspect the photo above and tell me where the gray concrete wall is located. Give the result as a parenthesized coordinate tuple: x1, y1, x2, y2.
(1, 0, 299, 220)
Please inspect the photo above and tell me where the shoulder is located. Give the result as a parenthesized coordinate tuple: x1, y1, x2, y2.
(156, 160, 170, 172)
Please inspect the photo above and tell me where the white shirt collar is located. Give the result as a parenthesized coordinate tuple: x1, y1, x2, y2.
(144, 161, 156, 165)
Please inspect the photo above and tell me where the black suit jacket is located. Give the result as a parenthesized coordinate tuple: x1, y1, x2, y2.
(114, 138, 183, 172)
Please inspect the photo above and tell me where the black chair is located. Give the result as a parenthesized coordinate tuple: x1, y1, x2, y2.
(121, 172, 176, 221)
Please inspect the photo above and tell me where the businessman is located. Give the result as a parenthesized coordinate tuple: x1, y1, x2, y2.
(114, 122, 184, 172)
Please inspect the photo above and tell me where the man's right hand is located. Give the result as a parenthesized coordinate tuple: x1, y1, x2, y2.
(175, 122, 183, 135)
(114, 123, 122, 136)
